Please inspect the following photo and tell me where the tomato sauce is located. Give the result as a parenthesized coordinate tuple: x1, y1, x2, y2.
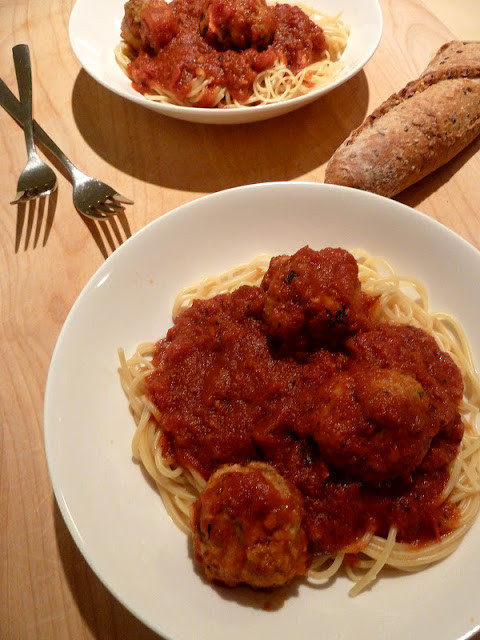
(146, 247, 464, 554)
(124, 0, 328, 106)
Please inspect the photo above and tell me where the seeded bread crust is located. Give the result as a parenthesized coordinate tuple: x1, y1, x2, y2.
(324, 41, 480, 197)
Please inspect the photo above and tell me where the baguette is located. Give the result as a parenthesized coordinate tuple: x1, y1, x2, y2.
(324, 41, 480, 197)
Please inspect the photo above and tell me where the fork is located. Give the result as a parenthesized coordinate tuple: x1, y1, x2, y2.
(0, 74, 133, 220)
(10, 44, 57, 204)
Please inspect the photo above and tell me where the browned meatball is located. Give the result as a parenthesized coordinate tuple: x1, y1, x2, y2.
(419, 414, 464, 472)
(271, 3, 327, 72)
(121, 0, 178, 53)
(139, 0, 178, 52)
(200, 0, 276, 51)
(121, 0, 151, 51)
(347, 324, 464, 427)
(261, 246, 371, 349)
(191, 462, 308, 588)
(310, 366, 441, 483)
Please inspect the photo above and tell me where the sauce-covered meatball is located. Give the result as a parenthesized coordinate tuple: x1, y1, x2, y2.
(122, 0, 178, 53)
(200, 0, 276, 50)
(271, 3, 327, 72)
(191, 462, 308, 587)
(347, 324, 464, 427)
(261, 246, 372, 349)
(344, 324, 465, 479)
(310, 366, 441, 483)
(121, 0, 152, 51)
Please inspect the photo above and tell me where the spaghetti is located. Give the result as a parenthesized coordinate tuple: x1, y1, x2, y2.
(118, 249, 480, 595)
(115, 0, 349, 108)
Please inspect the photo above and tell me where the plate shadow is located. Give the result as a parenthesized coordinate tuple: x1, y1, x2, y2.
(71, 68, 370, 193)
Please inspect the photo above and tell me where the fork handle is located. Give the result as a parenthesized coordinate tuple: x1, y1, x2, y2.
(0, 74, 78, 180)
(12, 44, 35, 158)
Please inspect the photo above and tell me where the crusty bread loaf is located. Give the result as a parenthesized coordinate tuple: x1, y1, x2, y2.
(324, 41, 480, 197)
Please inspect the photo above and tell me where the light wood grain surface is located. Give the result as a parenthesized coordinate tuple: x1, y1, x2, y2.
(1, 1, 480, 639)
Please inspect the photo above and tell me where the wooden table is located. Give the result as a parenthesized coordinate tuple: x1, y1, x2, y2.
(1, 1, 479, 638)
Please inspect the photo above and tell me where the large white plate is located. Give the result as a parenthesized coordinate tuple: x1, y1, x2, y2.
(68, 0, 382, 124)
(45, 183, 480, 640)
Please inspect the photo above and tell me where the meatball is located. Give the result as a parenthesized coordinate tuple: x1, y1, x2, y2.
(121, 0, 151, 51)
(121, 0, 178, 53)
(200, 0, 276, 51)
(418, 413, 464, 472)
(191, 462, 308, 588)
(139, 0, 178, 52)
(261, 246, 371, 349)
(347, 324, 464, 427)
(271, 3, 327, 72)
(310, 366, 441, 483)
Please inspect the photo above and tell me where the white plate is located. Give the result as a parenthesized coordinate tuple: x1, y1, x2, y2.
(45, 183, 480, 640)
(68, 0, 383, 124)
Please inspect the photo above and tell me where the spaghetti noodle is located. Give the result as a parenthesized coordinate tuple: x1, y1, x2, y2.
(115, 0, 349, 108)
(118, 249, 480, 595)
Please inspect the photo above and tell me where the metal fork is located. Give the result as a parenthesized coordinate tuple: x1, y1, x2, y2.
(10, 45, 57, 204)
(0, 75, 133, 220)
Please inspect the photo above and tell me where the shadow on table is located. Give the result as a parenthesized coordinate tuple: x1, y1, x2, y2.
(10, 166, 134, 257)
(13, 189, 57, 252)
(53, 501, 161, 640)
(71, 67, 371, 194)
(12, 194, 132, 257)
(79, 209, 133, 259)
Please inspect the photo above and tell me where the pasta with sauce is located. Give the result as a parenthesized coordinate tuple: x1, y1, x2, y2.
(118, 247, 480, 595)
(115, 0, 349, 108)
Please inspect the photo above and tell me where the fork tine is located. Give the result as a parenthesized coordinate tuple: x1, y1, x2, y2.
(110, 192, 134, 205)
(101, 203, 125, 214)
(10, 191, 27, 205)
(104, 198, 126, 212)
(92, 203, 120, 216)
(11, 185, 56, 205)
(11, 188, 38, 204)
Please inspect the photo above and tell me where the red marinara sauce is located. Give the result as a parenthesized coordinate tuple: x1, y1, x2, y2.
(121, 0, 328, 106)
(145, 247, 465, 559)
